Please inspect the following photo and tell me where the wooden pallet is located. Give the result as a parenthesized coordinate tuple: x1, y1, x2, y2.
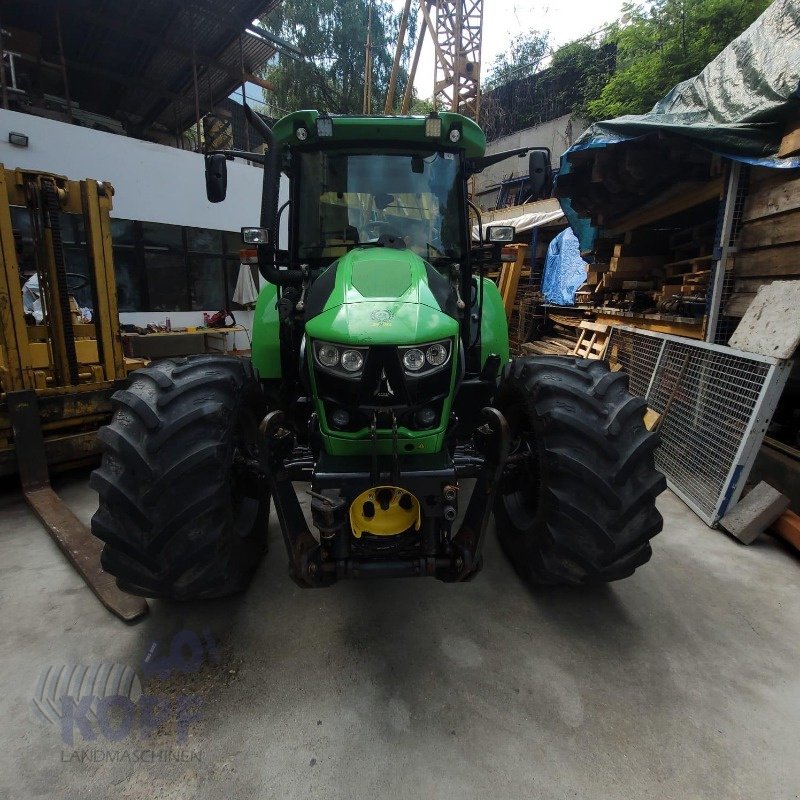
(570, 320, 609, 360)
(497, 244, 529, 320)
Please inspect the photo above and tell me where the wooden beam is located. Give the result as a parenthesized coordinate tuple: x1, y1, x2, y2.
(733, 243, 800, 277)
(62, 7, 273, 93)
(25, 52, 185, 102)
(770, 509, 800, 552)
(742, 174, 800, 223)
(778, 119, 800, 158)
(739, 209, 800, 249)
(605, 178, 724, 236)
(609, 256, 667, 273)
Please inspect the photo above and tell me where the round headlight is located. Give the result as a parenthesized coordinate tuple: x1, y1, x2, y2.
(341, 349, 364, 372)
(296, 126, 308, 141)
(403, 349, 425, 371)
(318, 344, 339, 367)
(426, 343, 448, 366)
(449, 128, 461, 143)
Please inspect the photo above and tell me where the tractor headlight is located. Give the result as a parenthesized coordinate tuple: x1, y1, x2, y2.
(402, 349, 425, 371)
(313, 340, 367, 377)
(426, 342, 448, 366)
(317, 343, 340, 367)
(341, 349, 364, 372)
(399, 340, 451, 375)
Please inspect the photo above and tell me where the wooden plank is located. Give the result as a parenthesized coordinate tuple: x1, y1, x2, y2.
(577, 320, 609, 334)
(613, 240, 670, 257)
(610, 256, 667, 272)
(733, 244, 800, 277)
(663, 254, 714, 272)
(733, 278, 772, 293)
(742, 174, 800, 223)
(499, 245, 528, 320)
(643, 408, 661, 431)
(594, 312, 704, 339)
(622, 280, 655, 290)
(769, 509, 800, 552)
(778, 119, 800, 158)
(739, 209, 800, 249)
(723, 292, 756, 317)
(622, 228, 670, 248)
(668, 219, 716, 249)
(605, 178, 724, 235)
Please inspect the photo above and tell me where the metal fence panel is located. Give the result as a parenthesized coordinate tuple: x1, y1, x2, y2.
(606, 326, 791, 526)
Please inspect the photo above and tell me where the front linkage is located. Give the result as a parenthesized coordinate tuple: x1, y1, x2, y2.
(257, 408, 509, 587)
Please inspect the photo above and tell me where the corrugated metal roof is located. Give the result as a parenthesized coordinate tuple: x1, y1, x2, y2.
(2, 0, 281, 138)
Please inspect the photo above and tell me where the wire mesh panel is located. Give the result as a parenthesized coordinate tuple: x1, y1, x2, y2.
(606, 326, 791, 525)
(605, 326, 663, 398)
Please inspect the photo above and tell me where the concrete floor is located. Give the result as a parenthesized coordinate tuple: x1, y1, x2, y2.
(0, 472, 798, 800)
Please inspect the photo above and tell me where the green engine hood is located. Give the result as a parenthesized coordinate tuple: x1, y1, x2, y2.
(304, 247, 459, 345)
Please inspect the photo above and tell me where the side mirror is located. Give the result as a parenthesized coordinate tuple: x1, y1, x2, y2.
(486, 225, 514, 243)
(205, 153, 228, 203)
(528, 150, 551, 198)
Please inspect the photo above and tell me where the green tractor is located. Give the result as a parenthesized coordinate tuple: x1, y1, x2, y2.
(90, 109, 665, 598)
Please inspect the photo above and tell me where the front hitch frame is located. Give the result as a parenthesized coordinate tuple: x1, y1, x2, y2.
(258, 410, 329, 587)
(259, 406, 509, 586)
(446, 406, 510, 581)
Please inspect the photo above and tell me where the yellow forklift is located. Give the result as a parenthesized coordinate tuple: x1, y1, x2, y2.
(0, 166, 147, 620)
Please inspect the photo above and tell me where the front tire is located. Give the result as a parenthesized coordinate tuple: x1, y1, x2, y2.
(493, 356, 665, 585)
(90, 355, 269, 600)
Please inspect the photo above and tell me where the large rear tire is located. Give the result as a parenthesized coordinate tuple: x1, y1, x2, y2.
(493, 356, 665, 585)
(90, 355, 269, 600)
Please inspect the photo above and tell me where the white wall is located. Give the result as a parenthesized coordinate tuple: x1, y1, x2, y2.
(0, 109, 269, 229)
(0, 110, 289, 348)
(474, 113, 587, 210)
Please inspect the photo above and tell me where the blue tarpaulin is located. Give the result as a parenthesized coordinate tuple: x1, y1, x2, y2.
(541, 228, 588, 306)
(556, 0, 800, 252)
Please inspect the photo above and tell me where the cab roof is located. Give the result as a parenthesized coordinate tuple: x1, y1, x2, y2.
(272, 110, 486, 158)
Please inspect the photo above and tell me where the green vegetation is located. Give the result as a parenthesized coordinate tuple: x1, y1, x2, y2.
(485, 30, 550, 89)
(484, 0, 771, 122)
(587, 0, 771, 119)
(258, 0, 415, 116)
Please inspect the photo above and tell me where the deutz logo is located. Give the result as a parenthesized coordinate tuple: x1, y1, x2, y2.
(371, 309, 392, 326)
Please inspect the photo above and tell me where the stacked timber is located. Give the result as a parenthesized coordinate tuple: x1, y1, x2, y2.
(520, 316, 580, 356)
(553, 135, 723, 337)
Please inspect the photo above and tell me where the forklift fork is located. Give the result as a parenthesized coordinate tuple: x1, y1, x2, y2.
(8, 390, 148, 622)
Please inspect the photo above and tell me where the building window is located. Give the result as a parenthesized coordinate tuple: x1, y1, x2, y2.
(108, 220, 245, 313)
(10, 210, 244, 315)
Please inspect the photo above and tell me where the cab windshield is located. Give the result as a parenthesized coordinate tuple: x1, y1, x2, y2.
(296, 149, 463, 262)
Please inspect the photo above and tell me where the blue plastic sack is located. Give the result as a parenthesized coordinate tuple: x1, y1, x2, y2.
(541, 227, 588, 306)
